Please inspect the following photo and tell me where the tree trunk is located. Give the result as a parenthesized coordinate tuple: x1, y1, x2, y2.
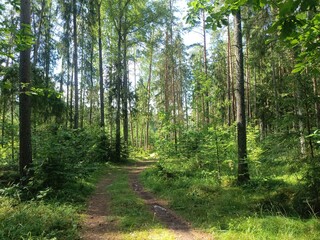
(202, 9, 209, 126)
(296, 78, 306, 156)
(122, 27, 129, 147)
(146, 32, 154, 150)
(19, 0, 32, 181)
(227, 22, 232, 126)
(98, 2, 105, 128)
(234, 9, 250, 184)
(229, 22, 236, 122)
(73, 0, 79, 129)
(33, 0, 46, 65)
(115, 3, 122, 161)
(89, 42, 94, 126)
(246, 33, 251, 121)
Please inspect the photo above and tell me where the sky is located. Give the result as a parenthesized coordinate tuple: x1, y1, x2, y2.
(174, 0, 206, 47)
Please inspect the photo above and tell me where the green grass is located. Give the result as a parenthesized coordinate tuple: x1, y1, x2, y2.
(140, 132, 320, 239)
(0, 162, 111, 240)
(0, 198, 78, 239)
(107, 166, 175, 239)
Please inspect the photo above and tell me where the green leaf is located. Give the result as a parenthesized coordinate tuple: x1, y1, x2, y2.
(292, 63, 306, 73)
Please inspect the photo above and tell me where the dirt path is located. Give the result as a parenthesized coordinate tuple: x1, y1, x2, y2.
(81, 160, 214, 240)
(81, 172, 120, 240)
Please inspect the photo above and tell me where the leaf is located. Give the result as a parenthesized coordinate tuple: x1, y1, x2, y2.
(290, 38, 299, 45)
(292, 63, 306, 73)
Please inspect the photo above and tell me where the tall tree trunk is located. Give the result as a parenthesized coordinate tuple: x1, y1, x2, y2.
(1, 95, 7, 148)
(246, 33, 251, 121)
(229, 22, 236, 122)
(19, 0, 32, 181)
(234, 9, 250, 184)
(98, 2, 105, 128)
(202, 9, 209, 126)
(146, 39, 154, 150)
(296, 78, 306, 156)
(227, 22, 232, 126)
(44, 0, 52, 84)
(115, 4, 122, 161)
(33, 0, 46, 65)
(11, 87, 14, 162)
(89, 42, 94, 126)
(73, 0, 79, 129)
(122, 27, 129, 147)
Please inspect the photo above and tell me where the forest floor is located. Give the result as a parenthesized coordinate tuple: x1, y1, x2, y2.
(80, 160, 214, 240)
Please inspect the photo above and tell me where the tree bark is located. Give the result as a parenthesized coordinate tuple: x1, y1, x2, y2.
(234, 9, 250, 184)
(122, 26, 129, 147)
(227, 22, 232, 126)
(146, 38, 154, 150)
(115, 1, 122, 161)
(19, 0, 32, 181)
(73, 0, 79, 129)
(202, 9, 209, 126)
(98, 2, 105, 128)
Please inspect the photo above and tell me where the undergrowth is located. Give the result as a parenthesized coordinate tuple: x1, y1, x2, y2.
(0, 126, 114, 239)
(141, 129, 320, 239)
(0, 162, 109, 239)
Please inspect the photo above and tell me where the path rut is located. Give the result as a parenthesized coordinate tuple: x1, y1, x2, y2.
(81, 160, 214, 240)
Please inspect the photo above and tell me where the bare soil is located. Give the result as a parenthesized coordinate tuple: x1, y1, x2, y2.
(81, 160, 214, 240)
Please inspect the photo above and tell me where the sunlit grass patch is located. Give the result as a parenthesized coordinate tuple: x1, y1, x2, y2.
(216, 216, 320, 240)
(0, 201, 78, 239)
(121, 228, 175, 240)
(140, 153, 320, 239)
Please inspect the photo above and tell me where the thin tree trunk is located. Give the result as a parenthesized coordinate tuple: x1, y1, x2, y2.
(229, 23, 236, 122)
(33, 0, 46, 65)
(272, 59, 278, 130)
(98, 2, 105, 128)
(1, 97, 6, 148)
(227, 22, 232, 126)
(246, 33, 251, 121)
(123, 28, 129, 147)
(73, 0, 79, 129)
(89, 42, 94, 126)
(202, 9, 209, 126)
(296, 79, 306, 156)
(11, 87, 14, 162)
(146, 33, 154, 150)
(70, 69, 74, 128)
(115, 3, 122, 161)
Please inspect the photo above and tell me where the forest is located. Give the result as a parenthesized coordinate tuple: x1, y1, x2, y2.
(1, 0, 320, 239)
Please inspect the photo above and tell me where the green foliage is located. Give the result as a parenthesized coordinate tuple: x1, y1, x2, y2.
(15, 23, 34, 52)
(32, 126, 112, 196)
(0, 148, 111, 239)
(142, 128, 320, 238)
(0, 200, 78, 240)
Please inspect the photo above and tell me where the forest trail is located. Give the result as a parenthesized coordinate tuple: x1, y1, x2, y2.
(81, 160, 214, 240)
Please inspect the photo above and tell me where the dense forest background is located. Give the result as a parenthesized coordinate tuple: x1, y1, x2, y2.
(1, 0, 320, 239)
